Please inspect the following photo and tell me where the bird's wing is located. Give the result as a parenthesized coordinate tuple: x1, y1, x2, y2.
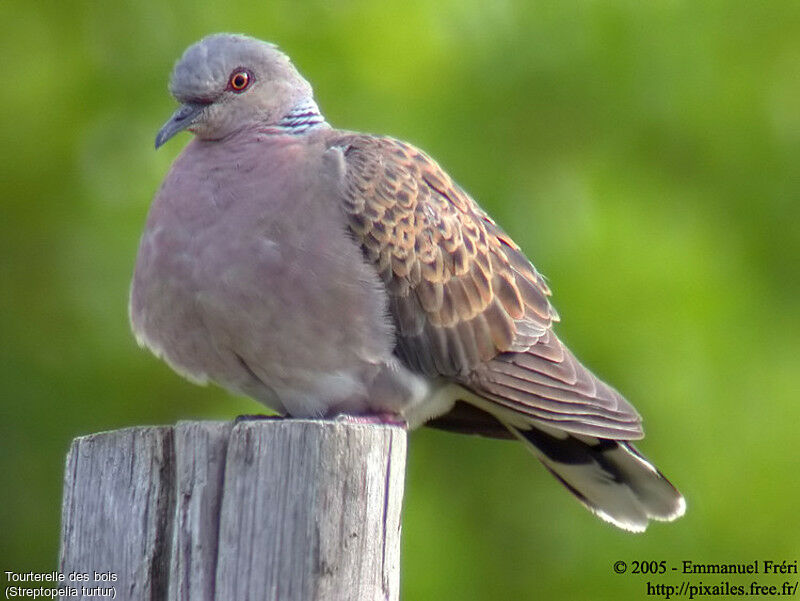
(330, 133, 642, 439)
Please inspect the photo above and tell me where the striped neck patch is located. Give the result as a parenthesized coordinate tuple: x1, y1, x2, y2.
(276, 100, 326, 133)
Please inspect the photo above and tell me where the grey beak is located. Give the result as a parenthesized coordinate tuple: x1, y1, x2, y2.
(155, 102, 208, 149)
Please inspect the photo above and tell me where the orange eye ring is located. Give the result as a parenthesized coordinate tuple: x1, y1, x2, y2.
(228, 70, 251, 92)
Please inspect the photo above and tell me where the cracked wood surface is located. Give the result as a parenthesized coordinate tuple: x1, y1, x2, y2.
(58, 419, 407, 601)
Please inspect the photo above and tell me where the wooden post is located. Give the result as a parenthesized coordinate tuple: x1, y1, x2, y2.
(58, 419, 407, 601)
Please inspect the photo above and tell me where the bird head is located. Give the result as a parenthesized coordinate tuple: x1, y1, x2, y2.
(155, 34, 315, 148)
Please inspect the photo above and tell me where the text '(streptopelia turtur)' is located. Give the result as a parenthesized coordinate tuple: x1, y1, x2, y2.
(131, 33, 685, 531)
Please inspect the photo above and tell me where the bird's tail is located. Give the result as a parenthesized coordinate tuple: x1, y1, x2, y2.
(505, 422, 686, 532)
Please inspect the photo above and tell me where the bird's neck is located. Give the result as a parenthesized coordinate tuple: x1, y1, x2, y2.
(273, 99, 327, 134)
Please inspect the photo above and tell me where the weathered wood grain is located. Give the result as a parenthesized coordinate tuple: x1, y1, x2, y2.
(214, 419, 406, 601)
(59, 426, 176, 600)
(58, 419, 407, 601)
(168, 420, 233, 601)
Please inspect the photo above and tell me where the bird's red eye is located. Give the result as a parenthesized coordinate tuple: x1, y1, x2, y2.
(229, 70, 251, 92)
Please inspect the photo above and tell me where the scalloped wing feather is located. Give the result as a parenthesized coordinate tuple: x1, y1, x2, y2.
(329, 132, 642, 440)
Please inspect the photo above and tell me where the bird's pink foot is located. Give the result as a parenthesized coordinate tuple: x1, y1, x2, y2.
(334, 412, 408, 429)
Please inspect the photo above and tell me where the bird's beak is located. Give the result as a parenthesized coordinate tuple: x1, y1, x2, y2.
(155, 102, 208, 149)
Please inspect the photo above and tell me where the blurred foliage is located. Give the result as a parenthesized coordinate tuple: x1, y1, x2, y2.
(2, 0, 799, 599)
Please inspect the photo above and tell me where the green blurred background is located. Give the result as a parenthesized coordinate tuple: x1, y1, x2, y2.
(2, 1, 799, 598)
